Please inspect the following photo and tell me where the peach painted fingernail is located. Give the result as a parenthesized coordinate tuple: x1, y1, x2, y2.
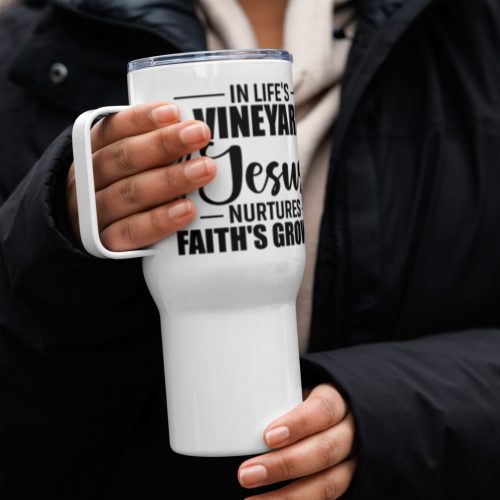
(151, 104, 178, 124)
(239, 464, 268, 486)
(180, 123, 210, 144)
(184, 158, 215, 180)
(168, 200, 192, 219)
(265, 425, 290, 447)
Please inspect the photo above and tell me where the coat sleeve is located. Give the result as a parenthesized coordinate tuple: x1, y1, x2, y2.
(0, 127, 159, 348)
(301, 329, 500, 499)
(0, 128, 163, 498)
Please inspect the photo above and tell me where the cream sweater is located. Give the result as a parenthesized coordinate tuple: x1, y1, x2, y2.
(0, 0, 16, 9)
(196, 0, 354, 352)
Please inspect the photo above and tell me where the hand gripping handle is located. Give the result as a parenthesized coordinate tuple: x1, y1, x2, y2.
(72, 106, 155, 259)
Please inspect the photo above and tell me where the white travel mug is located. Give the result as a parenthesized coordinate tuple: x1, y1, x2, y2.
(72, 50, 305, 457)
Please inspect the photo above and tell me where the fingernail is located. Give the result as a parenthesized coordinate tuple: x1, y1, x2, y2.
(265, 425, 290, 447)
(151, 104, 178, 124)
(184, 158, 215, 180)
(168, 200, 192, 219)
(180, 123, 210, 144)
(239, 465, 268, 486)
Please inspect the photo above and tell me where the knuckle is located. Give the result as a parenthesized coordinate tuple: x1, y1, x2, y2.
(162, 168, 178, 196)
(317, 395, 339, 426)
(320, 477, 338, 500)
(119, 178, 139, 205)
(130, 105, 151, 129)
(150, 209, 169, 235)
(112, 140, 133, 172)
(120, 219, 136, 245)
(317, 437, 339, 468)
(129, 105, 141, 125)
(157, 128, 175, 158)
(295, 412, 311, 434)
(276, 454, 295, 481)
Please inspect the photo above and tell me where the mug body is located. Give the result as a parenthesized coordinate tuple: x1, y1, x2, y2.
(128, 50, 305, 456)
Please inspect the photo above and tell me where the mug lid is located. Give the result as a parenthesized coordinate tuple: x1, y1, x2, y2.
(128, 49, 292, 72)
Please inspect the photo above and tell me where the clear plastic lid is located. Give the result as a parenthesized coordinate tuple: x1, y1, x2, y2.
(128, 49, 292, 73)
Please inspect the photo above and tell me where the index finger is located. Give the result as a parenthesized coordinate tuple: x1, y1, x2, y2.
(263, 384, 348, 449)
(91, 101, 179, 151)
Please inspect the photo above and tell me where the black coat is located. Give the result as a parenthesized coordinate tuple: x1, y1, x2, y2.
(1, 0, 500, 498)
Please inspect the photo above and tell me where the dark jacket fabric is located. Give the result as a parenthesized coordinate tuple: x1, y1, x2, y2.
(1, 0, 500, 499)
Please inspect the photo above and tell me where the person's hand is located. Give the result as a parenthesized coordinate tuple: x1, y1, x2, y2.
(66, 102, 215, 250)
(238, 384, 356, 499)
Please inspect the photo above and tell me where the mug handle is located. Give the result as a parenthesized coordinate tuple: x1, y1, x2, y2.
(72, 106, 155, 259)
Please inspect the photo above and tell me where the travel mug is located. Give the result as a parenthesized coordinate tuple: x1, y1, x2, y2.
(72, 50, 305, 457)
